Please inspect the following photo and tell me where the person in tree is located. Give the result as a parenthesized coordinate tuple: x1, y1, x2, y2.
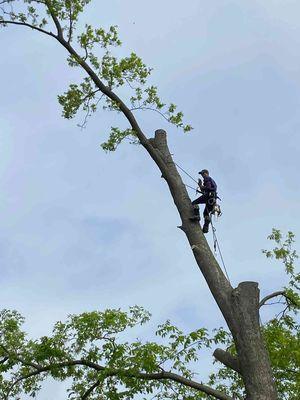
(191, 169, 217, 233)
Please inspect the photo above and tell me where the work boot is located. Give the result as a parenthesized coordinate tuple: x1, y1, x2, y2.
(202, 223, 209, 233)
(189, 204, 200, 222)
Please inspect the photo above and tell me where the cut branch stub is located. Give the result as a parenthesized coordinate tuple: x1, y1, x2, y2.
(213, 348, 241, 374)
(150, 129, 169, 156)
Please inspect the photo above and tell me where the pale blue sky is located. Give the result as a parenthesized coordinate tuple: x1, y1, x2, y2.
(0, 1, 299, 398)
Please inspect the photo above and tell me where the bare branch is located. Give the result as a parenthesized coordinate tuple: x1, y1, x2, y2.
(275, 304, 290, 321)
(154, 370, 234, 400)
(0, 19, 55, 37)
(259, 290, 295, 308)
(77, 91, 104, 129)
(130, 106, 170, 123)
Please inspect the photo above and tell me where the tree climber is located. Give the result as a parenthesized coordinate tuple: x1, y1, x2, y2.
(191, 169, 217, 233)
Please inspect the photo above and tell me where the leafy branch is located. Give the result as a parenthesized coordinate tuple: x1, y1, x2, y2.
(0, 307, 233, 400)
(0, 0, 193, 151)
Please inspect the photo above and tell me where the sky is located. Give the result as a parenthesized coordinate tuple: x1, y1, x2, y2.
(0, 0, 300, 398)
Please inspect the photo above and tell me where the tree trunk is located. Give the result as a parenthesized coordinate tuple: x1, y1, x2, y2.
(229, 282, 278, 400)
(67, 36, 277, 395)
(145, 130, 277, 400)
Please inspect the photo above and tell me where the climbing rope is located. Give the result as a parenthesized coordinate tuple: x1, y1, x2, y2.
(173, 161, 200, 193)
(174, 162, 199, 185)
(210, 218, 231, 282)
(184, 183, 198, 192)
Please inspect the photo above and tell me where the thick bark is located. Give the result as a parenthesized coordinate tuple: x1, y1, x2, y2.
(229, 282, 277, 400)
(147, 130, 277, 400)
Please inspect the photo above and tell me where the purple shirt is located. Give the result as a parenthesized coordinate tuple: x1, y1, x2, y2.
(203, 176, 217, 192)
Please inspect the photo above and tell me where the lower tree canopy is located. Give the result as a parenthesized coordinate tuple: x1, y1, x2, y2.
(0, 231, 299, 400)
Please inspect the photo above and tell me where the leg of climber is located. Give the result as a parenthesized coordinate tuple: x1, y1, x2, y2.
(202, 204, 211, 233)
(190, 194, 208, 221)
(202, 191, 218, 233)
(192, 194, 207, 205)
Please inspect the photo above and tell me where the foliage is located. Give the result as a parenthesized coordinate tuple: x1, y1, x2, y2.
(0, 306, 226, 400)
(262, 229, 300, 308)
(0, 0, 193, 151)
(0, 231, 299, 400)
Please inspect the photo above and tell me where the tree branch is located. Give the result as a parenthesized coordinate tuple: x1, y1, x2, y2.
(82, 379, 101, 399)
(44, 0, 63, 39)
(213, 348, 241, 374)
(259, 290, 293, 308)
(57, 38, 151, 147)
(0, 20, 55, 37)
(130, 106, 170, 123)
(153, 370, 234, 400)
(67, 2, 73, 43)
(0, 356, 8, 364)
(8, 358, 233, 400)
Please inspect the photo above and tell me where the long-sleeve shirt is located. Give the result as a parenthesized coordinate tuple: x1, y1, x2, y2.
(202, 176, 217, 193)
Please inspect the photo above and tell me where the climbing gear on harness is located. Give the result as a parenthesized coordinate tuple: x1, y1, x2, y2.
(207, 196, 216, 206)
(212, 203, 222, 217)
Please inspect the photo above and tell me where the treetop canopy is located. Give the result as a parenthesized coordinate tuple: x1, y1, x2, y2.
(0, 0, 193, 151)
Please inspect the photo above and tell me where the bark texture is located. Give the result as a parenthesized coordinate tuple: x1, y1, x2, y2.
(229, 282, 278, 400)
